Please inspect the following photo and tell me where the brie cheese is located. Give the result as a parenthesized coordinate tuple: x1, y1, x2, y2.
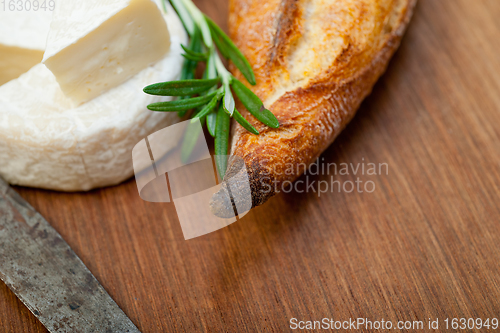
(0, 5, 187, 191)
(43, 0, 171, 104)
(0, 10, 53, 85)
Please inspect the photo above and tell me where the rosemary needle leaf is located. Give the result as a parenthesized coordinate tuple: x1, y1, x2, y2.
(147, 91, 218, 112)
(233, 109, 259, 135)
(181, 45, 208, 60)
(223, 84, 235, 116)
(182, 52, 208, 62)
(206, 50, 218, 80)
(144, 78, 220, 97)
(179, 53, 196, 84)
(205, 16, 257, 86)
(180, 59, 195, 82)
(181, 117, 205, 164)
(180, 49, 197, 83)
(191, 99, 217, 122)
(179, 26, 202, 82)
(207, 110, 217, 137)
(231, 78, 280, 129)
(189, 26, 203, 53)
(192, 93, 222, 121)
(198, 19, 213, 49)
(215, 104, 230, 179)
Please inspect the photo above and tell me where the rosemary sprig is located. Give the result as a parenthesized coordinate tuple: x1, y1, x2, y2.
(145, 0, 280, 178)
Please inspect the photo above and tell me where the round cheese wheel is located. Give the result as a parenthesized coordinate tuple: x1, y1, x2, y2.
(0, 5, 186, 191)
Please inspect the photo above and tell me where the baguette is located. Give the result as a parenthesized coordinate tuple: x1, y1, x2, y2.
(211, 0, 417, 216)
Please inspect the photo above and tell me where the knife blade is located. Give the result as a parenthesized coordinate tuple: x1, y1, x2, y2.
(0, 177, 140, 333)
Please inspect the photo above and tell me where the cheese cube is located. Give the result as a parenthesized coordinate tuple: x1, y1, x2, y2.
(0, 11, 53, 85)
(43, 0, 171, 104)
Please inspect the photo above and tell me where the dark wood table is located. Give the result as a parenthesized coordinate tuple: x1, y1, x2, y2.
(2, 0, 500, 331)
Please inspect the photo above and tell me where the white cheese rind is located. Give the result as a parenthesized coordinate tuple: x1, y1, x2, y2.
(43, 0, 171, 104)
(0, 6, 187, 191)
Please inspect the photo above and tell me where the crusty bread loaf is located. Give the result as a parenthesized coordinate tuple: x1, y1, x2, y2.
(212, 0, 416, 215)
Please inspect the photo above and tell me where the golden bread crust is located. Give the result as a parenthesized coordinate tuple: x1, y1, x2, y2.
(226, 0, 417, 207)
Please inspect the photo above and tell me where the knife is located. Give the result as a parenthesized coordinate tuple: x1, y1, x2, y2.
(0, 177, 140, 333)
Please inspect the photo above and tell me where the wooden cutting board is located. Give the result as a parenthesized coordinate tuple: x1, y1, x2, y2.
(2, 0, 500, 331)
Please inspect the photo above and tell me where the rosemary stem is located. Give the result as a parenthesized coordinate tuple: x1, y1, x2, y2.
(206, 48, 218, 81)
(179, 0, 213, 48)
(169, 0, 195, 36)
(214, 51, 231, 87)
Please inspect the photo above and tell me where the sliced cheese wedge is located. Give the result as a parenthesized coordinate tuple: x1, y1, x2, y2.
(43, 0, 171, 104)
(0, 10, 53, 85)
(0, 5, 187, 191)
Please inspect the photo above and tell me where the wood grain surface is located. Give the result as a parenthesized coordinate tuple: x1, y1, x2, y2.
(2, 0, 500, 332)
